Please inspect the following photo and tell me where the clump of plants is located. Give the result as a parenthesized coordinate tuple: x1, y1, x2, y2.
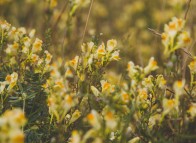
(0, 11, 196, 143)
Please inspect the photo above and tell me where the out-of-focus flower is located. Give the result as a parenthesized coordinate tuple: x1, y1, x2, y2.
(127, 61, 138, 78)
(100, 80, 114, 93)
(31, 54, 39, 63)
(9, 130, 25, 143)
(161, 32, 169, 49)
(107, 39, 117, 52)
(44, 50, 53, 64)
(138, 88, 148, 101)
(188, 58, 196, 73)
(5, 42, 19, 54)
(87, 110, 101, 130)
(144, 57, 158, 74)
(96, 43, 106, 57)
(29, 29, 35, 38)
(32, 38, 43, 53)
(69, 56, 79, 70)
(0, 109, 26, 143)
(177, 31, 191, 46)
(121, 91, 130, 103)
(110, 50, 120, 61)
(156, 75, 166, 89)
(5, 72, 18, 90)
(164, 17, 185, 38)
(4, 109, 26, 126)
(70, 130, 81, 143)
(173, 80, 185, 96)
(23, 36, 31, 48)
(54, 79, 65, 89)
(0, 20, 11, 31)
(65, 95, 75, 109)
(104, 111, 117, 130)
(162, 17, 190, 55)
(65, 67, 74, 78)
(163, 98, 178, 115)
(142, 75, 153, 89)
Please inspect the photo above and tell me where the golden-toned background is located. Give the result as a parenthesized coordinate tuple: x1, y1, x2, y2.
(1, 0, 196, 69)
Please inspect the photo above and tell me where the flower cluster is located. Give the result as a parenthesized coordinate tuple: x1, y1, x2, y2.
(45, 59, 79, 122)
(0, 109, 26, 143)
(0, 72, 18, 94)
(1, 13, 196, 143)
(161, 17, 191, 55)
(0, 20, 52, 73)
(0, 20, 53, 141)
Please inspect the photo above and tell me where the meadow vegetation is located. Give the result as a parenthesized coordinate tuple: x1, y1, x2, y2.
(0, 0, 196, 143)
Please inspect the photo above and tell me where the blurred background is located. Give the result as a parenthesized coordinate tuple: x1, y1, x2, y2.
(0, 0, 196, 72)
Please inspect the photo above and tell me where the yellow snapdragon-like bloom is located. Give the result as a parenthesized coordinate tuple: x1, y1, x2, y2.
(5, 72, 18, 90)
(23, 36, 31, 48)
(9, 130, 25, 143)
(162, 17, 190, 55)
(31, 54, 39, 63)
(142, 75, 153, 89)
(177, 31, 191, 46)
(121, 92, 130, 103)
(70, 130, 81, 143)
(65, 67, 74, 78)
(104, 111, 117, 130)
(5, 42, 19, 54)
(164, 17, 185, 38)
(87, 110, 101, 130)
(29, 29, 35, 38)
(100, 80, 114, 93)
(144, 57, 158, 74)
(54, 80, 65, 89)
(163, 98, 177, 115)
(5, 109, 26, 126)
(44, 50, 53, 64)
(97, 43, 106, 56)
(47, 97, 55, 107)
(110, 50, 120, 61)
(0, 20, 11, 31)
(138, 88, 148, 101)
(173, 80, 185, 96)
(156, 75, 166, 89)
(0, 109, 26, 143)
(188, 59, 196, 73)
(127, 61, 138, 78)
(32, 38, 43, 53)
(69, 56, 79, 70)
(107, 39, 117, 52)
